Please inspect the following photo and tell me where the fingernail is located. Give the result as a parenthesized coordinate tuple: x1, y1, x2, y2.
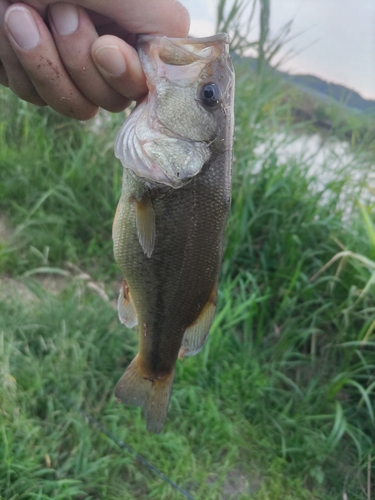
(5, 6, 40, 50)
(95, 46, 126, 77)
(49, 3, 79, 36)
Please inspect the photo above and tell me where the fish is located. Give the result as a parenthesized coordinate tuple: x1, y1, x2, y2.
(112, 33, 234, 433)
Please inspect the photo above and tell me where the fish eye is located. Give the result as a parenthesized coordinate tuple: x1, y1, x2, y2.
(200, 82, 221, 110)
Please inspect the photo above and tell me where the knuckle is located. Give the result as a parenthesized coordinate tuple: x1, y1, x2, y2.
(62, 53, 91, 76)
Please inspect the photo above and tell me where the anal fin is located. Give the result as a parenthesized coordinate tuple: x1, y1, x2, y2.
(118, 279, 138, 328)
(115, 354, 174, 433)
(178, 286, 217, 359)
(135, 192, 155, 258)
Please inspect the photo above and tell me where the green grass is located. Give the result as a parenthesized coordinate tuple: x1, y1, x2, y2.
(0, 95, 123, 277)
(1, 61, 375, 499)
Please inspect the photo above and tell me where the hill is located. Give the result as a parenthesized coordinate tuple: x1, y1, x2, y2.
(282, 72, 375, 114)
(237, 54, 375, 114)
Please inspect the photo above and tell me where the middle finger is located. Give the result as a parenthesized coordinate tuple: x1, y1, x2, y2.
(48, 3, 130, 112)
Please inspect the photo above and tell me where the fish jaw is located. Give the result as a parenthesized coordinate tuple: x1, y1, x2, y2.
(115, 34, 233, 188)
(114, 96, 211, 188)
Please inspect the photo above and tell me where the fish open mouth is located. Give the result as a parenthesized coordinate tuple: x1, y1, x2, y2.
(137, 33, 230, 45)
(137, 33, 230, 70)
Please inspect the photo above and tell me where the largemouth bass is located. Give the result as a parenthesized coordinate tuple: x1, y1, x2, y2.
(113, 33, 234, 433)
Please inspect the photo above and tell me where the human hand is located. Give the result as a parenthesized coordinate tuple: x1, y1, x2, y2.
(0, 0, 190, 119)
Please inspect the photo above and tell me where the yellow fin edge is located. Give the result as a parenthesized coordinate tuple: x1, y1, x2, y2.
(178, 286, 217, 359)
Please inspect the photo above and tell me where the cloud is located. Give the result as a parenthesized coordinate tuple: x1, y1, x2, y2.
(180, 0, 375, 100)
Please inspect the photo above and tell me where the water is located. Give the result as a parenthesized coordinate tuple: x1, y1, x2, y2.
(254, 132, 375, 214)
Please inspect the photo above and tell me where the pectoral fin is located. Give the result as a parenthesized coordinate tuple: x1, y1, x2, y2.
(135, 192, 155, 258)
(178, 287, 217, 359)
(118, 279, 138, 328)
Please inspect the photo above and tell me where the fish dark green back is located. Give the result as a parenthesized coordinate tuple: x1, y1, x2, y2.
(113, 34, 234, 433)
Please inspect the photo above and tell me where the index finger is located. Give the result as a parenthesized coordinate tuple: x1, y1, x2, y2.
(9, 0, 190, 37)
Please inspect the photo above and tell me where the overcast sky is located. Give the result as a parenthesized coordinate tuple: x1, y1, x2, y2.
(179, 0, 375, 100)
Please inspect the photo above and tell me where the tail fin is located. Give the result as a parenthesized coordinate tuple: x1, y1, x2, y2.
(115, 355, 174, 433)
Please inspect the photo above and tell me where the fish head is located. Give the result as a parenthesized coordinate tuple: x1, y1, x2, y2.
(115, 34, 234, 188)
(138, 34, 233, 143)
